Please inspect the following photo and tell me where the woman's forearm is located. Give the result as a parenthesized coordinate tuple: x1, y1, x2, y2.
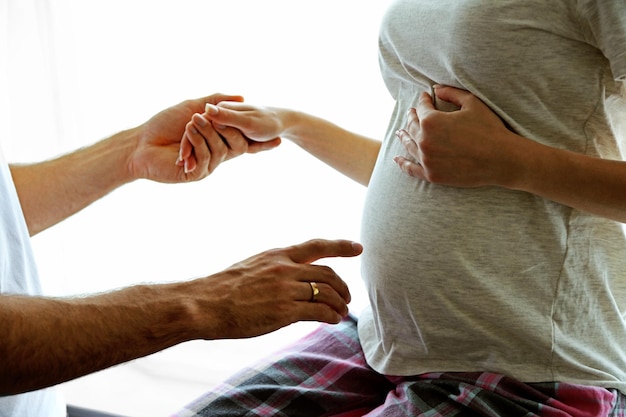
(396, 86, 626, 223)
(204, 103, 381, 186)
(506, 136, 626, 223)
(277, 109, 381, 186)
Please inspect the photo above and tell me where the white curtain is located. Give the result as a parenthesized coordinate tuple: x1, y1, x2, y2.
(12, 0, 395, 299)
(5, 1, 623, 415)
(0, 0, 79, 161)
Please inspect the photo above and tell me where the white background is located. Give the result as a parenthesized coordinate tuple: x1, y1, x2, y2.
(3, 2, 626, 416)
(2, 1, 393, 415)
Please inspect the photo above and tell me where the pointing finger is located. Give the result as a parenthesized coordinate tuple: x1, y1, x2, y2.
(286, 239, 363, 265)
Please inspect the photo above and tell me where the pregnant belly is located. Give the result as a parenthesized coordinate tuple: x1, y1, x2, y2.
(358, 165, 564, 361)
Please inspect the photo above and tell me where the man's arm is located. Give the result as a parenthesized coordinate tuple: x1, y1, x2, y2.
(11, 93, 280, 236)
(0, 238, 362, 395)
(10, 131, 136, 236)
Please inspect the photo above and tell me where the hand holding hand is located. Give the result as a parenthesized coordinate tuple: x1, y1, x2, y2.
(177, 101, 282, 175)
(205, 101, 287, 143)
(191, 239, 363, 340)
(394, 85, 520, 188)
(129, 93, 279, 183)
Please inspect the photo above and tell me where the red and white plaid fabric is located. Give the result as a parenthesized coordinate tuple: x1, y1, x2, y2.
(173, 316, 626, 417)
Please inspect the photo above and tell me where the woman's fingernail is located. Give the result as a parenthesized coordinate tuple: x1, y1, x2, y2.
(184, 159, 194, 174)
(193, 113, 209, 127)
(205, 103, 219, 116)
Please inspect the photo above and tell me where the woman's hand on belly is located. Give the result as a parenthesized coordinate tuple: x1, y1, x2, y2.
(392, 85, 626, 223)
(392, 85, 522, 189)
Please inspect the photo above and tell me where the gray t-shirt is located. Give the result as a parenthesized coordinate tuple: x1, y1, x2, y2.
(358, 0, 626, 393)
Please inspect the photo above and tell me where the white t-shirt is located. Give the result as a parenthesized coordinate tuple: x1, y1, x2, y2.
(0, 148, 65, 416)
(358, 0, 626, 393)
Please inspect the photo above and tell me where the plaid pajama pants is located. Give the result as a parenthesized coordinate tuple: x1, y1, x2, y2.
(174, 316, 626, 417)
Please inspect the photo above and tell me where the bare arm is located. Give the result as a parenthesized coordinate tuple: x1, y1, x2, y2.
(279, 109, 381, 187)
(11, 93, 279, 236)
(395, 85, 626, 223)
(0, 238, 362, 395)
(10, 132, 136, 236)
(185, 103, 382, 187)
(507, 139, 626, 223)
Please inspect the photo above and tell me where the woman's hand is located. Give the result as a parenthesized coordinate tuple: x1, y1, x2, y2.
(394, 85, 521, 188)
(178, 101, 284, 174)
(129, 93, 280, 182)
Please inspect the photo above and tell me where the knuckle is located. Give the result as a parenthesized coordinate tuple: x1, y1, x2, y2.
(264, 247, 285, 259)
(228, 138, 248, 155)
(317, 265, 335, 277)
(265, 260, 296, 277)
(419, 115, 437, 132)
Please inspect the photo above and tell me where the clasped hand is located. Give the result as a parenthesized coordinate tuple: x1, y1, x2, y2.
(129, 93, 281, 183)
(394, 85, 519, 188)
(177, 100, 283, 176)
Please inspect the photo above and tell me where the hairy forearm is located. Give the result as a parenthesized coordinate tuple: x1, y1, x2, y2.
(10, 129, 138, 236)
(0, 283, 200, 395)
(279, 110, 381, 186)
(0, 237, 362, 395)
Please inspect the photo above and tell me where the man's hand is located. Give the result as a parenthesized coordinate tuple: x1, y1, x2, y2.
(177, 101, 284, 174)
(191, 239, 363, 340)
(0, 239, 362, 395)
(177, 101, 282, 175)
(129, 93, 279, 183)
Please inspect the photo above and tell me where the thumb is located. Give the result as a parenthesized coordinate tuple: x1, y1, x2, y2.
(247, 137, 282, 154)
(416, 91, 438, 122)
(204, 94, 244, 105)
(433, 85, 474, 109)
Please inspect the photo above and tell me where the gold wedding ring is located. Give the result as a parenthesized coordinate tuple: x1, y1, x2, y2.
(309, 282, 320, 302)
